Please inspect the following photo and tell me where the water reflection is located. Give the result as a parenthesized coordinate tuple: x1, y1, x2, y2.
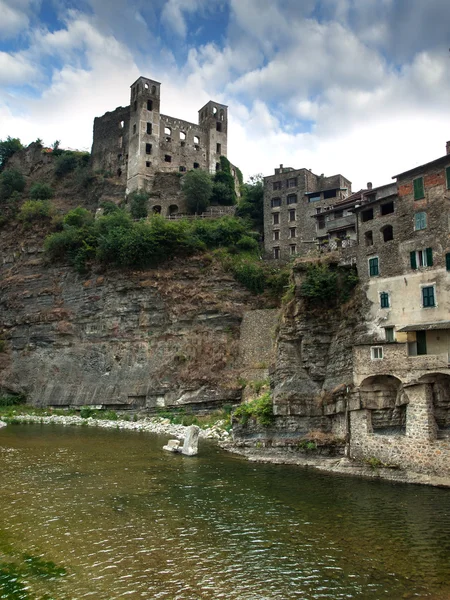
(1, 424, 449, 599)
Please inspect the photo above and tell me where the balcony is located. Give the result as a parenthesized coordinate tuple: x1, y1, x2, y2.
(325, 214, 356, 233)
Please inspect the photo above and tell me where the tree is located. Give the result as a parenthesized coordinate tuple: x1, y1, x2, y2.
(182, 170, 213, 213)
(211, 180, 235, 206)
(0, 137, 23, 170)
(129, 190, 149, 219)
(235, 174, 264, 232)
(30, 182, 54, 200)
(0, 169, 26, 201)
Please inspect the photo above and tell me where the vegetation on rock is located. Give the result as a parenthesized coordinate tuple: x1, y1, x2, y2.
(233, 391, 274, 427)
(183, 169, 213, 213)
(235, 174, 264, 232)
(0, 169, 26, 201)
(299, 263, 358, 307)
(0, 137, 23, 169)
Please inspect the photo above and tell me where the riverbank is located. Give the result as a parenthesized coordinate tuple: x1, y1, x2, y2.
(221, 445, 450, 488)
(0, 413, 231, 442)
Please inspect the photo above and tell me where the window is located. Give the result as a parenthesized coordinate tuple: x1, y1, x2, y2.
(334, 210, 343, 218)
(273, 230, 280, 241)
(446, 166, 450, 190)
(316, 207, 322, 214)
(365, 231, 373, 246)
(145, 143, 152, 155)
(317, 216, 325, 230)
(216, 122, 222, 132)
(446, 252, 450, 271)
(385, 327, 395, 343)
(422, 285, 436, 308)
(289, 244, 297, 256)
(164, 154, 172, 162)
(179, 166, 186, 172)
(119, 120, 124, 129)
(369, 257, 379, 277)
(287, 194, 297, 205)
(272, 213, 279, 225)
(289, 227, 296, 238)
(216, 143, 221, 154)
(193, 162, 199, 169)
(194, 136, 200, 144)
(164, 126, 171, 136)
(371, 346, 384, 360)
(146, 161, 151, 168)
(380, 292, 390, 308)
(180, 131, 186, 140)
(382, 225, 394, 242)
(133, 124, 136, 134)
(414, 212, 427, 231)
(273, 181, 282, 191)
(410, 248, 433, 269)
(146, 123, 152, 135)
(118, 136, 123, 148)
(413, 176, 425, 200)
(289, 209, 296, 222)
(118, 153, 122, 161)
(215, 163, 220, 171)
(133, 100, 137, 111)
(323, 189, 337, 199)
(273, 247, 280, 259)
(287, 178, 297, 188)
(309, 195, 320, 202)
(147, 100, 153, 111)
(271, 198, 281, 208)
(362, 208, 374, 222)
(380, 201, 394, 215)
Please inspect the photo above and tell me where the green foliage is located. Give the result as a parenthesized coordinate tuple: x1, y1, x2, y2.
(29, 182, 53, 200)
(0, 394, 26, 407)
(54, 151, 89, 177)
(211, 180, 235, 205)
(183, 169, 213, 213)
(235, 167, 244, 186)
(300, 263, 358, 307)
(0, 339, 6, 352)
(0, 169, 26, 201)
(129, 189, 149, 219)
(63, 207, 93, 228)
(0, 136, 23, 169)
(236, 235, 259, 251)
(297, 440, 317, 451)
(235, 174, 264, 232)
(100, 201, 120, 215)
(18, 200, 52, 221)
(233, 392, 274, 427)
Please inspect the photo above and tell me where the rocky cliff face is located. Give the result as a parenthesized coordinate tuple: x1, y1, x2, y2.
(1, 245, 265, 410)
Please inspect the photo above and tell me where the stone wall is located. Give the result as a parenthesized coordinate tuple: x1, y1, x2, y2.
(91, 106, 130, 182)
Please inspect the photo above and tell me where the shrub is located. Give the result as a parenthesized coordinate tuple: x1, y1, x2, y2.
(300, 264, 358, 307)
(232, 260, 266, 294)
(30, 182, 54, 200)
(0, 394, 26, 407)
(100, 201, 120, 215)
(0, 169, 26, 201)
(211, 180, 235, 206)
(233, 392, 274, 427)
(129, 190, 149, 219)
(235, 175, 264, 232)
(63, 207, 93, 228)
(18, 200, 52, 221)
(54, 152, 77, 177)
(236, 235, 259, 252)
(0, 136, 23, 169)
(183, 169, 213, 213)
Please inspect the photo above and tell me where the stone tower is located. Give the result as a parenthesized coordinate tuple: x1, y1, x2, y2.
(127, 76, 162, 192)
(198, 100, 228, 174)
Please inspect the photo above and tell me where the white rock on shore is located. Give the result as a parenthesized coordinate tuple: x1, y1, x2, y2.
(0, 420, 7, 428)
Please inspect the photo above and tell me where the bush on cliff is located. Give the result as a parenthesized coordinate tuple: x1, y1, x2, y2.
(300, 263, 358, 307)
(0, 137, 23, 169)
(19, 200, 53, 221)
(233, 392, 274, 427)
(0, 169, 26, 201)
(129, 190, 149, 219)
(183, 169, 213, 213)
(30, 182, 54, 200)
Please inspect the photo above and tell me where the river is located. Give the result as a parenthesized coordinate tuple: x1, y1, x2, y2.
(1, 424, 449, 599)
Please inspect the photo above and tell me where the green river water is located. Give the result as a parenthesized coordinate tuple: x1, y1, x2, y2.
(1, 424, 449, 599)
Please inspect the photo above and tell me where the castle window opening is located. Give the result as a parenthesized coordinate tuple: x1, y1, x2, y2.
(216, 163, 220, 171)
(145, 143, 152, 155)
(147, 99, 153, 111)
(144, 83, 149, 90)
(180, 131, 186, 140)
(323, 189, 337, 199)
(446, 166, 450, 189)
(164, 154, 172, 163)
(216, 122, 222, 132)
(166, 136, 171, 143)
(271, 197, 281, 208)
(168, 204, 178, 216)
(194, 136, 200, 144)
(381, 201, 394, 215)
(119, 120, 124, 129)
(289, 244, 297, 256)
(147, 123, 152, 135)
(382, 225, 394, 242)
(117, 168, 122, 177)
(365, 230, 373, 246)
(193, 162, 199, 169)
(146, 161, 151, 168)
(216, 143, 221, 154)
(133, 124, 136, 134)
(151, 85, 156, 94)
(153, 205, 162, 214)
(213, 106, 217, 115)
(134, 100, 137, 111)
(179, 166, 186, 172)
(181, 141, 186, 147)
(273, 181, 282, 191)
(273, 230, 280, 241)
(287, 194, 297, 205)
(414, 212, 427, 231)
(272, 213, 280, 225)
(164, 126, 171, 136)
(362, 208, 374, 222)
(220, 110, 224, 121)
(289, 209, 296, 222)
(195, 145, 200, 151)
(289, 227, 297, 238)
(118, 154, 122, 161)
(446, 252, 450, 271)
(273, 246, 280, 259)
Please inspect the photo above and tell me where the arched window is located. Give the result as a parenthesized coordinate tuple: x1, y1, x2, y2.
(152, 205, 161, 214)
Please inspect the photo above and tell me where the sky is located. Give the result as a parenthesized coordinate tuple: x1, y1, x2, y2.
(1, 0, 450, 190)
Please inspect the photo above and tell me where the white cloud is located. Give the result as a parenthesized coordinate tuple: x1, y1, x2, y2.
(0, 51, 37, 85)
(0, 0, 36, 40)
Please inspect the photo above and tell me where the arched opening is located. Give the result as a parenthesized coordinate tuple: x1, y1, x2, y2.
(359, 375, 406, 435)
(117, 168, 122, 177)
(419, 374, 450, 438)
(144, 82, 149, 90)
(364, 231, 373, 246)
(168, 204, 178, 216)
(381, 224, 394, 242)
(152, 205, 162, 214)
(151, 85, 156, 94)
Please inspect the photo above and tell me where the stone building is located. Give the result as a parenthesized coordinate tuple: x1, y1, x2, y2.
(263, 166, 352, 259)
(91, 76, 228, 199)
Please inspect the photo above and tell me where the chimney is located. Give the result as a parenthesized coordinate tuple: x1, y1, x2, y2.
(367, 182, 373, 190)
(446, 141, 450, 155)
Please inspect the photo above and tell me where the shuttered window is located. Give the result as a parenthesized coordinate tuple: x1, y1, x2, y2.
(414, 212, 426, 230)
(410, 248, 433, 268)
(410, 251, 417, 269)
(422, 286, 435, 308)
(413, 177, 425, 200)
(446, 166, 450, 190)
(369, 257, 379, 277)
(380, 292, 390, 308)
(426, 247, 433, 266)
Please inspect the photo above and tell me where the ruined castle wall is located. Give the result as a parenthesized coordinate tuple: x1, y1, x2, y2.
(158, 115, 208, 174)
(91, 106, 129, 183)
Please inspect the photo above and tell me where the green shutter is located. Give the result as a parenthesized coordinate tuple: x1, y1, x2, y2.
(410, 251, 417, 269)
(413, 177, 424, 200)
(415, 212, 426, 230)
(446, 166, 450, 190)
(446, 252, 450, 271)
(426, 247, 433, 266)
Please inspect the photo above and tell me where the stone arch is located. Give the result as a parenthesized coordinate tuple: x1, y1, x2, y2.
(359, 375, 407, 435)
(152, 205, 162, 214)
(168, 204, 178, 216)
(418, 373, 450, 437)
